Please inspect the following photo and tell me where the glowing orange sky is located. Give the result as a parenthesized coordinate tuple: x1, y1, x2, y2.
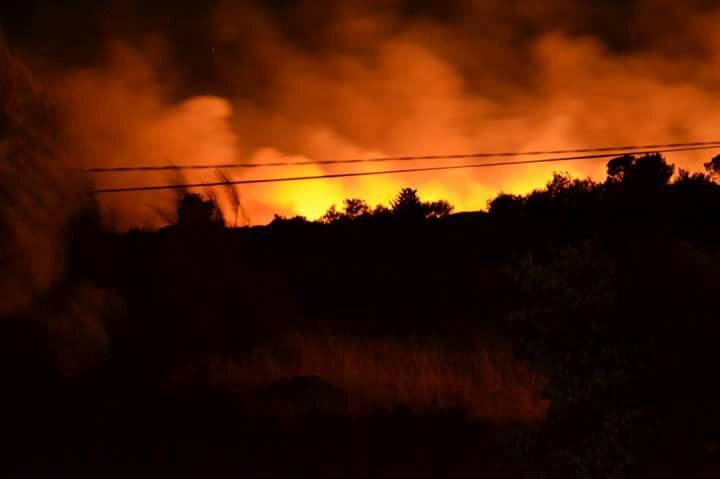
(50, 4, 720, 229)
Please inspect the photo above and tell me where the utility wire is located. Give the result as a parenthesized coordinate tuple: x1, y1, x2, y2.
(78, 140, 720, 173)
(91, 144, 720, 194)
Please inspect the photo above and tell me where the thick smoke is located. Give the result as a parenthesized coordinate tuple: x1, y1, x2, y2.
(0, 39, 72, 314)
(0, 39, 121, 377)
(35, 1, 720, 227)
(54, 42, 240, 229)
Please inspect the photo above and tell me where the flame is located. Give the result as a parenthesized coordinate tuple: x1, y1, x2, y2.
(46, 3, 720, 228)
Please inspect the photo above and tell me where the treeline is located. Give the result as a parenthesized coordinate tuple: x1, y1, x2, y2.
(168, 152, 720, 239)
(253, 151, 720, 475)
(258, 152, 720, 232)
(274, 188, 454, 226)
(62, 151, 720, 477)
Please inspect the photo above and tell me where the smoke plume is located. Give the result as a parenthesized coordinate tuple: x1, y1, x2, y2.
(0, 38, 122, 378)
(16, 0, 720, 228)
(0, 39, 77, 314)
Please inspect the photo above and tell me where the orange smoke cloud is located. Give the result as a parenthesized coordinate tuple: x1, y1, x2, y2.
(47, 3, 720, 228)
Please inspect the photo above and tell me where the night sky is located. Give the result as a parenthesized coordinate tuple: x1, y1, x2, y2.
(2, 0, 715, 97)
(4, 0, 720, 227)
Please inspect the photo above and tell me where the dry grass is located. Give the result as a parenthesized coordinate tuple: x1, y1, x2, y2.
(181, 334, 548, 422)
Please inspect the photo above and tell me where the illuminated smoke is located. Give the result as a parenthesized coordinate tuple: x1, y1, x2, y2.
(45, 1, 720, 228)
(0, 39, 118, 377)
(0, 39, 74, 314)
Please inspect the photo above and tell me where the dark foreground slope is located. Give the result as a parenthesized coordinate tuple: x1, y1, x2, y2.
(6, 150, 720, 477)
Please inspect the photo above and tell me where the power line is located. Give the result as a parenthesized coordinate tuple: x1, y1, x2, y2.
(91, 144, 720, 194)
(78, 140, 720, 173)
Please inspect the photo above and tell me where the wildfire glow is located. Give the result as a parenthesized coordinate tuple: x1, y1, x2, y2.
(48, 3, 720, 228)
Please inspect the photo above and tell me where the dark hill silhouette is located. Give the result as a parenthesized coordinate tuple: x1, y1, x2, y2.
(6, 151, 720, 477)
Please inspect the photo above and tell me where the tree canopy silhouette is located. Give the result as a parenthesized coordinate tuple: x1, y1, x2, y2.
(176, 193, 224, 231)
(390, 187, 454, 221)
(320, 188, 453, 225)
(606, 154, 636, 182)
(704, 154, 720, 179)
(391, 187, 426, 221)
(606, 153, 674, 190)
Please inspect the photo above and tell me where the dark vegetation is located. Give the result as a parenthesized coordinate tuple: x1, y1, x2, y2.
(6, 150, 720, 478)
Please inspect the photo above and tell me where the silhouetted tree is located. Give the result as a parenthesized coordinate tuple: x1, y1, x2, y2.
(321, 189, 453, 224)
(629, 153, 674, 187)
(425, 200, 454, 219)
(488, 193, 524, 216)
(371, 204, 392, 221)
(343, 198, 370, 219)
(321, 199, 371, 224)
(391, 187, 425, 221)
(606, 154, 636, 182)
(674, 168, 714, 189)
(270, 214, 309, 227)
(177, 193, 224, 230)
(320, 205, 343, 224)
(607, 153, 674, 190)
(389, 187, 454, 221)
(545, 172, 574, 196)
(704, 154, 720, 180)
